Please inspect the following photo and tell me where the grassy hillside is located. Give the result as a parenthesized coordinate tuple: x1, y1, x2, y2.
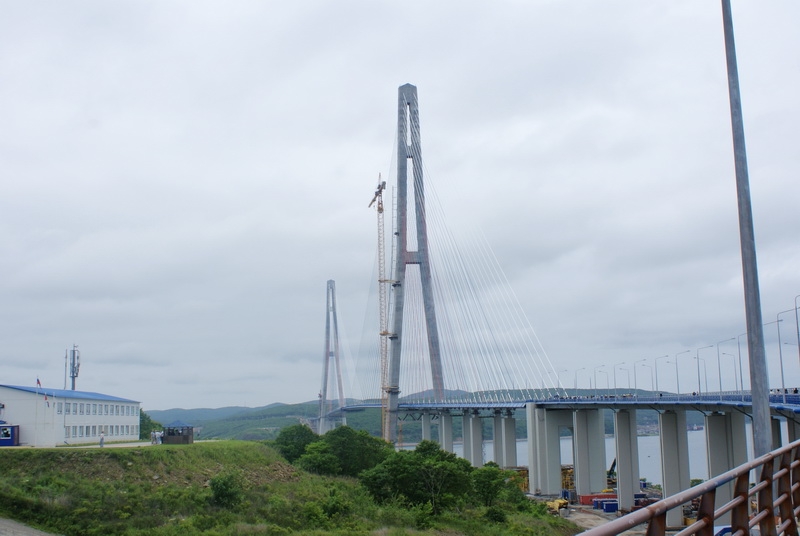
(0, 441, 580, 536)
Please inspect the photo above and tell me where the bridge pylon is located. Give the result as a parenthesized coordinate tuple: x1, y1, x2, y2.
(385, 84, 444, 444)
(317, 279, 346, 434)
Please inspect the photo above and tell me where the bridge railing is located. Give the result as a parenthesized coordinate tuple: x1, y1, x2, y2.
(579, 437, 800, 536)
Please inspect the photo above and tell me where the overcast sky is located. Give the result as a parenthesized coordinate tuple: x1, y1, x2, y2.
(2, 2, 799, 411)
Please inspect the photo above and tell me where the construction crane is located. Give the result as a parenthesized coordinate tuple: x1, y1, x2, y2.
(369, 175, 392, 442)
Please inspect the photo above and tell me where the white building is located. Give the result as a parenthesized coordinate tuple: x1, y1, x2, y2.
(0, 384, 141, 447)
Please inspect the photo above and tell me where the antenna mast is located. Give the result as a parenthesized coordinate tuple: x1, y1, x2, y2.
(69, 344, 80, 391)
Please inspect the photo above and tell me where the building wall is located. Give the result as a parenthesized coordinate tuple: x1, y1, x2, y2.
(0, 387, 140, 448)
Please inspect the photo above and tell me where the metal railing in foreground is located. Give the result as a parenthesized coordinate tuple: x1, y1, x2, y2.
(580, 438, 800, 535)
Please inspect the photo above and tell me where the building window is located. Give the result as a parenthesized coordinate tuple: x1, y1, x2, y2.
(115, 405, 120, 415)
(91, 425, 96, 436)
(85, 426, 90, 437)
(104, 404, 109, 415)
(79, 427, 84, 437)
(72, 403, 78, 415)
(79, 403, 84, 415)
(92, 404, 97, 415)
(57, 402, 62, 414)
(65, 427, 70, 438)
(72, 426, 77, 437)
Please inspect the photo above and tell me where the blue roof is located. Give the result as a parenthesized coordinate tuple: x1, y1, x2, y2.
(0, 385, 139, 403)
(165, 420, 193, 428)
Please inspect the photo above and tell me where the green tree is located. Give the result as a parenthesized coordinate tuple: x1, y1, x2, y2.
(274, 424, 317, 463)
(320, 426, 393, 477)
(360, 440, 473, 514)
(296, 441, 341, 475)
(139, 410, 162, 440)
(471, 462, 508, 507)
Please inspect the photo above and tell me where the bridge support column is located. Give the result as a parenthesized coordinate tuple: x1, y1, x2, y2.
(467, 411, 483, 467)
(493, 411, 504, 465)
(771, 416, 782, 448)
(421, 412, 432, 441)
(706, 411, 747, 525)
(573, 409, 606, 496)
(502, 411, 517, 468)
(787, 416, 800, 443)
(525, 403, 570, 495)
(614, 409, 640, 512)
(463, 414, 472, 462)
(659, 410, 690, 528)
(440, 412, 454, 453)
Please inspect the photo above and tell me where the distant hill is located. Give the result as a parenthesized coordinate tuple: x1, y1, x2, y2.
(148, 403, 287, 427)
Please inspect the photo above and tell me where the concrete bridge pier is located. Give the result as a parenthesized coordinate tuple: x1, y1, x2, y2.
(440, 412, 454, 453)
(526, 403, 572, 495)
(462, 410, 483, 467)
(705, 411, 747, 525)
(659, 410, 690, 528)
(786, 415, 800, 443)
(502, 410, 517, 467)
(614, 409, 640, 512)
(421, 412, 432, 441)
(573, 408, 606, 496)
(771, 416, 782, 449)
(489, 409, 518, 468)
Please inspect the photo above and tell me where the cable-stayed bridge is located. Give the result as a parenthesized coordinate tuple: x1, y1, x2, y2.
(315, 84, 800, 527)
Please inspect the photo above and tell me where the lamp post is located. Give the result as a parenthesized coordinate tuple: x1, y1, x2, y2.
(695, 357, 709, 394)
(777, 310, 796, 402)
(574, 367, 586, 391)
(737, 332, 748, 396)
(634, 359, 647, 397)
(654, 354, 669, 394)
(613, 361, 626, 398)
(676, 350, 692, 396)
(695, 346, 713, 395)
(722, 352, 739, 393)
(641, 363, 654, 394)
(717, 338, 735, 399)
(594, 365, 605, 398)
(597, 369, 609, 396)
(795, 294, 800, 368)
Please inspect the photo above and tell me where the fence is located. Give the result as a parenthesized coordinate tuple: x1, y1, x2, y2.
(579, 437, 800, 536)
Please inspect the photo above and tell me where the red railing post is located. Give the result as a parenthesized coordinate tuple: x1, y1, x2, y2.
(732, 471, 751, 535)
(778, 449, 798, 536)
(697, 489, 717, 536)
(757, 457, 777, 536)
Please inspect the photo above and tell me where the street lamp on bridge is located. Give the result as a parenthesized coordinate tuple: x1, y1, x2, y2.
(654, 354, 669, 394)
(675, 350, 692, 395)
(593, 365, 605, 398)
(695, 357, 709, 394)
(574, 367, 586, 390)
(722, 352, 739, 393)
(696, 345, 713, 395)
(633, 358, 647, 397)
(717, 338, 736, 399)
(640, 362, 654, 394)
(613, 361, 626, 398)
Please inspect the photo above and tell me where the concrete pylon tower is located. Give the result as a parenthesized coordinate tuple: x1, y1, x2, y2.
(386, 84, 444, 444)
(318, 279, 346, 434)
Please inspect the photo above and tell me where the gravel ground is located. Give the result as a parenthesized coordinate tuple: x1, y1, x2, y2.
(0, 518, 59, 536)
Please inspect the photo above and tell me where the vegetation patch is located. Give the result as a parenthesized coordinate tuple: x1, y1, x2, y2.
(0, 435, 581, 535)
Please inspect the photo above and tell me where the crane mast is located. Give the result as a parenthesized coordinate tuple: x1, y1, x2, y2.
(368, 175, 391, 441)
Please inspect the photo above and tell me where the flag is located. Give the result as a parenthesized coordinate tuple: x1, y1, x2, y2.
(44, 393, 49, 407)
(36, 377, 41, 388)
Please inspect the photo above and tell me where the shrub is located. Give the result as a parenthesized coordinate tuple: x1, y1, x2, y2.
(209, 471, 245, 509)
